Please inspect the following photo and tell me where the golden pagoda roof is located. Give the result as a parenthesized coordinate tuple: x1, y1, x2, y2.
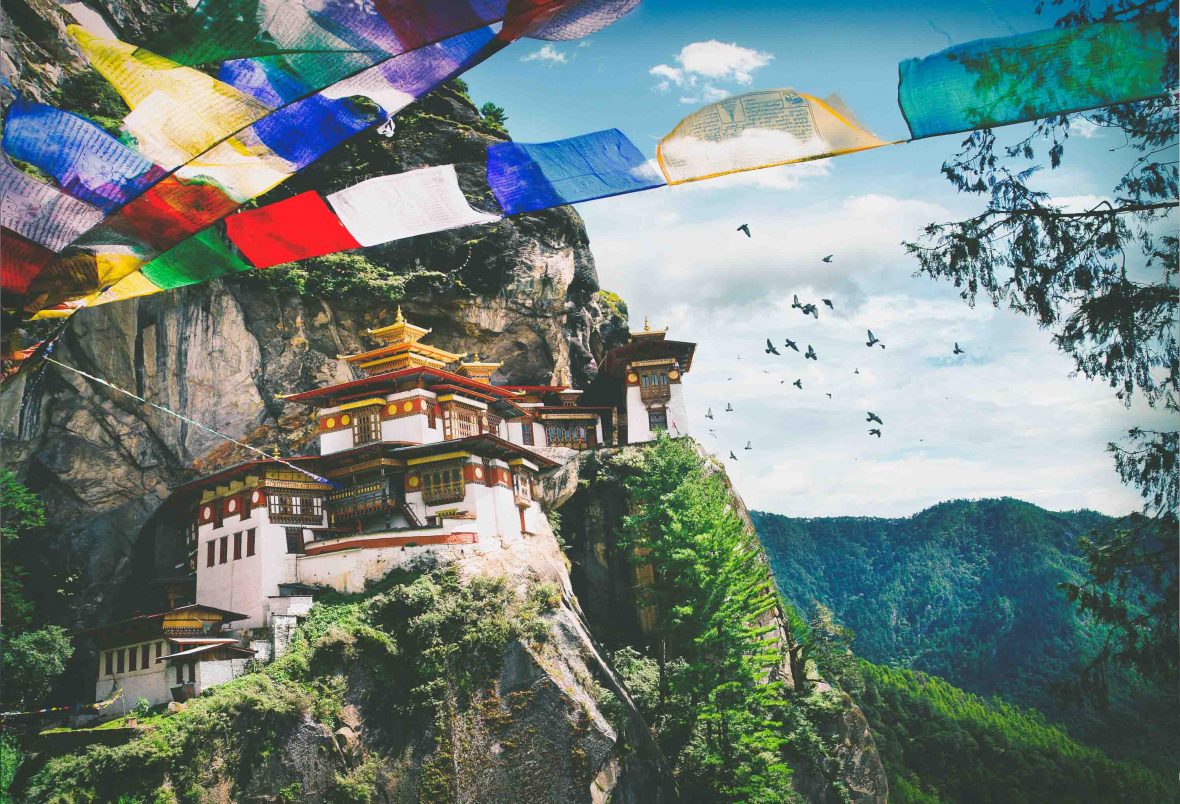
(341, 341, 466, 367)
(340, 309, 464, 373)
(367, 306, 431, 345)
(457, 352, 502, 383)
(630, 316, 668, 342)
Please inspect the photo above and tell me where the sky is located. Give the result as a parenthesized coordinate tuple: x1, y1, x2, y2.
(460, 0, 1176, 518)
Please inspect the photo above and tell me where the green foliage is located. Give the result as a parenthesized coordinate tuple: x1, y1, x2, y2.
(856, 661, 1174, 803)
(598, 437, 802, 802)
(595, 289, 628, 320)
(478, 102, 509, 133)
(22, 568, 554, 802)
(752, 500, 1177, 767)
(241, 252, 449, 304)
(0, 469, 45, 632)
(0, 626, 72, 710)
(804, 605, 861, 695)
(903, 0, 1178, 685)
(1061, 512, 1178, 688)
(51, 70, 129, 134)
(131, 698, 153, 720)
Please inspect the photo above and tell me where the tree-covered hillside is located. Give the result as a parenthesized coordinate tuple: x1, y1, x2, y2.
(752, 499, 1176, 768)
(855, 662, 1173, 804)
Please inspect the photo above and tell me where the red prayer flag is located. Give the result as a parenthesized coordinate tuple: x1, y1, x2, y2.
(225, 191, 362, 268)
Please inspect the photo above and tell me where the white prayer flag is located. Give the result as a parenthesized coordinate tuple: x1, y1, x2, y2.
(326, 165, 501, 247)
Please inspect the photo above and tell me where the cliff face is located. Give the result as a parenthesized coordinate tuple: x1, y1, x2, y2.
(0, 19, 626, 627)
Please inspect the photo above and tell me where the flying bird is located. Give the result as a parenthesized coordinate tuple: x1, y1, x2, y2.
(708, 429, 718, 438)
(866, 329, 884, 348)
(791, 294, 802, 309)
(853, 368, 860, 375)
(737, 223, 751, 238)
(784, 338, 799, 352)
(765, 339, 780, 356)
(869, 428, 882, 438)
(953, 342, 965, 355)
(725, 403, 734, 412)
(805, 345, 817, 361)
(822, 254, 833, 263)
(825, 393, 832, 399)
(822, 299, 834, 309)
(744, 441, 753, 450)
(729, 451, 738, 461)
(866, 412, 883, 425)
(761, 370, 771, 374)
(801, 303, 819, 318)
(792, 379, 803, 389)
(705, 407, 714, 419)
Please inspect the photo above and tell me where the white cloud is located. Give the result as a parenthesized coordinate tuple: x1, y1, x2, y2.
(1069, 117, 1102, 139)
(650, 40, 773, 95)
(521, 44, 568, 65)
(677, 84, 731, 105)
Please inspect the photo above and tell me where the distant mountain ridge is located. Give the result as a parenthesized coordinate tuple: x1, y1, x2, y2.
(752, 498, 1176, 769)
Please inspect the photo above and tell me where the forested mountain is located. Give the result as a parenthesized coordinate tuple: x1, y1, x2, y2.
(752, 498, 1177, 769)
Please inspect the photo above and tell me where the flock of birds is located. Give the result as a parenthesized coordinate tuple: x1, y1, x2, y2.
(715, 225, 968, 462)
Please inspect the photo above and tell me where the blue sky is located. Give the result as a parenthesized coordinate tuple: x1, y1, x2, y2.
(460, 0, 1175, 517)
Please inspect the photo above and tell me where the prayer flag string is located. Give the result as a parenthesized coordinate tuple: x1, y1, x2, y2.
(1, 13, 1173, 325)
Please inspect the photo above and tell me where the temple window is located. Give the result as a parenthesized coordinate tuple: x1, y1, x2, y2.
(104, 651, 114, 676)
(352, 407, 381, 445)
(422, 464, 465, 505)
(521, 421, 534, 446)
(451, 407, 479, 439)
(129, 648, 137, 672)
(269, 494, 323, 525)
(545, 422, 589, 448)
(218, 536, 228, 564)
(233, 531, 243, 560)
(117, 650, 125, 674)
(246, 528, 256, 556)
(206, 541, 215, 568)
(175, 663, 183, 684)
(141, 644, 150, 669)
(648, 408, 668, 432)
(187, 662, 195, 683)
(487, 414, 502, 436)
(285, 528, 304, 554)
(639, 370, 671, 402)
(155, 642, 163, 660)
(513, 471, 532, 502)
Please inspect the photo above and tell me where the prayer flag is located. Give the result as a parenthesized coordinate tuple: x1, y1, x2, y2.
(898, 16, 1171, 138)
(487, 128, 663, 215)
(326, 165, 501, 247)
(657, 89, 888, 185)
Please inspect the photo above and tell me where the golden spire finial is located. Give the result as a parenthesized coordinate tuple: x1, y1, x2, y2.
(643, 316, 650, 332)
(473, 352, 481, 361)
(395, 306, 405, 324)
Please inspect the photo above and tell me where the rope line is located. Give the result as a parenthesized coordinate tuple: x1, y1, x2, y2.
(44, 357, 333, 486)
